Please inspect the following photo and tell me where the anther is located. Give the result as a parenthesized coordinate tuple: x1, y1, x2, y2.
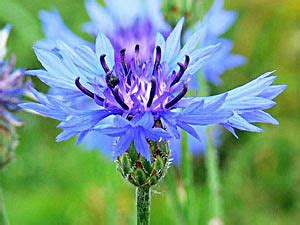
(165, 84, 188, 109)
(153, 46, 161, 74)
(106, 72, 119, 89)
(171, 55, 190, 87)
(147, 78, 157, 107)
(135, 44, 140, 57)
(134, 44, 140, 67)
(75, 77, 104, 101)
(111, 87, 129, 110)
(100, 54, 110, 73)
(120, 49, 128, 74)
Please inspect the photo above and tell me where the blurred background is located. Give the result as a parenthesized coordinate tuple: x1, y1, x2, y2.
(0, 0, 299, 224)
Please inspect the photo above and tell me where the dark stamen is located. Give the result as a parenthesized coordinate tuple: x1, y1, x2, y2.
(75, 77, 104, 101)
(134, 44, 140, 66)
(112, 87, 129, 110)
(127, 72, 132, 86)
(94, 94, 105, 103)
(147, 78, 157, 107)
(153, 46, 161, 74)
(120, 49, 128, 74)
(135, 44, 140, 57)
(170, 55, 190, 87)
(100, 54, 118, 88)
(100, 54, 110, 73)
(165, 84, 188, 109)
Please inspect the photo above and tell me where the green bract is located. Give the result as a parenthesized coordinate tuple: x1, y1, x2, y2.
(116, 141, 171, 187)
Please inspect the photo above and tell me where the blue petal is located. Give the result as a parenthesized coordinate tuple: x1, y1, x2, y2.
(183, 100, 204, 114)
(161, 116, 180, 138)
(185, 43, 221, 76)
(221, 123, 238, 138)
(76, 130, 89, 145)
(113, 129, 134, 159)
(177, 111, 232, 125)
(134, 112, 154, 129)
(144, 128, 173, 141)
(58, 110, 111, 132)
(113, 115, 131, 127)
(174, 26, 206, 66)
(37, 9, 87, 49)
(95, 33, 115, 68)
(164, 18, 184, 64)
(134, 128, 151, 162)
(223, 97, 276, 111)
(240, 110, 279, 125)
(56, 130, 77, 142)
(82, 131, 115, 156)
(258, 84, 287, 99)
(224, 113, 263, 132)
(176, 121, 200, 140)
(95, 126, 129, 136)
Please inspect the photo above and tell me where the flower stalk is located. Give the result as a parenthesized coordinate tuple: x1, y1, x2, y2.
(181, 131, 196, 225)
(136, 186, 151, 225)
(205, 127, 223, 224)
(116, 140, 171, 225)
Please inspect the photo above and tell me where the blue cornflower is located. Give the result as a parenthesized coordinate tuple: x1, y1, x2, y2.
(21, 19, 286, 162)
(185, 0, 246, 85)
(0, 25, 26, 127)
(36, 0, 246, 156)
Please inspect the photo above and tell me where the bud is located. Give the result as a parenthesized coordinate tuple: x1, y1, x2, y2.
(115, 140, 171, 187)
(0, 119, 18, 169)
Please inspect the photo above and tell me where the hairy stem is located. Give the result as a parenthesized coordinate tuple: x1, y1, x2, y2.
(136, 186, 151, 225)
(0, 185, 10, 225)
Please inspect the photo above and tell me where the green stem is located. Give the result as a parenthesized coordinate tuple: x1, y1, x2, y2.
(0, 185, 10, 225)
(181, 132, 196, 225)
(136, 186, 151, 225)
(205, 126, 223, 223)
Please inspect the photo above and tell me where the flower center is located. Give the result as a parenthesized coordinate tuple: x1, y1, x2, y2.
(75, 45, 190, 114)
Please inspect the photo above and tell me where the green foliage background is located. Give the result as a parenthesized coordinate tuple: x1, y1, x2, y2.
(0, 0, 299, 224)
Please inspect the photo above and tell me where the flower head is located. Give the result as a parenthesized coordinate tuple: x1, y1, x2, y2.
(35, 0, 247, 158)
(21, 19, 286, 162)
(0, 25, 26, 127)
